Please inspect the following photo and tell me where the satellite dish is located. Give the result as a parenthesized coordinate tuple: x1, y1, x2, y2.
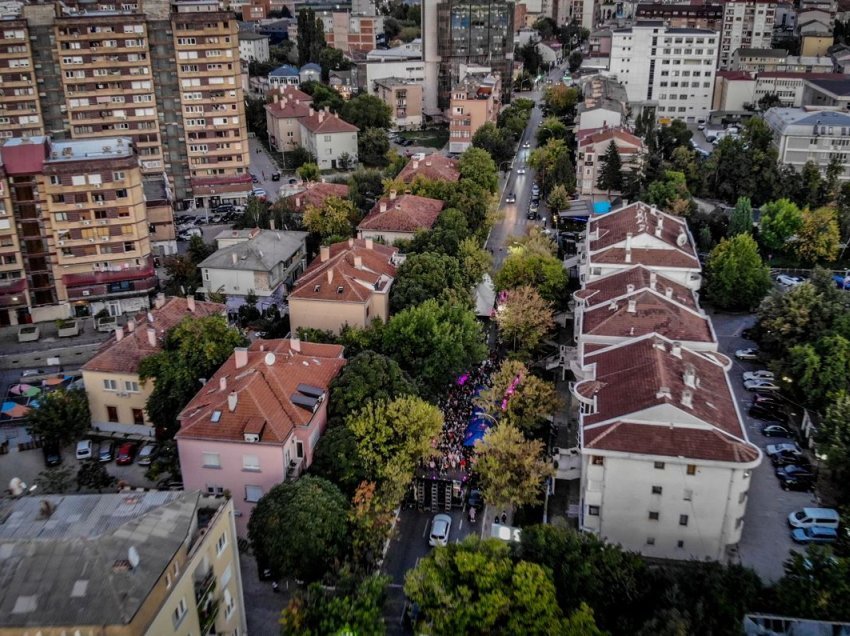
(264, 352, 276, 367)
(8, 478, 25, 496)
(128, 546, 140, 570)
(676, 233, 687, 247)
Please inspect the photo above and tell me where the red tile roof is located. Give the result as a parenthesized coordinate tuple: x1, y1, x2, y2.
(265, 96, 313, 120)
(0, 138, 48, 175)
(269, 85, 312, 102)
(357, 194, 444, 234)
(588, 202, 700, 269)
(396, 154, 460, 183)
(282, 182, 350, 213)
(575, 265, 698, 310)
(579, 127, 643, 149)
(300, 109, 359, 134)
(576, 335, 758, 463)
(82, 297, 226, 374)
(289, 238, 398, 303)
(176, 339, 345, 444)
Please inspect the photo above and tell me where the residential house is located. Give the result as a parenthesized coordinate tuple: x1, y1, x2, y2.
(239, 31, 270, 62)
(373, 77, 424, 129)
(587, 29, 613, 58)
(357, 191, 444, 243)
(712, 70, 757, 110)
(264, 87, 313, 152)
(719, 0, 778, 69)
(199, 229, 308, 311)
(329, 69, 357, 100)
(764, 107, 850, 180)
(299, 62, 322, 84)
(317, 11, 384, 54)
(0, 491, 246, 636)
(81, 295, 225, 438)
(279, 182, 351, 214)
(176, 338, 346, 535)
(268, 64, 301, 88)
(396, 153, 460, 184)
(288, 238, 398, 334)
(144, 176, 178, 258)
(576, 76, 628, 134)
(730, 48, 788, 73)
(448, 72, 502, 154)
(299, 107, 359, 170)
(576, 128, 644, 196)
(578, 202, 702, 289)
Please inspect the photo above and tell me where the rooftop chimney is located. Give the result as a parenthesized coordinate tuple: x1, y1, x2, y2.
(232, 252, 238, 265)
(219, 376, 227, 392)
(626, 283, 635, 294)
(269, 219, 275, 230)
(650, 271, 657, 287)
(295, 196, 302, 208)
(320, 245, 330, 262)
(227, 391, 238, 412)
(115, 326, 124, 342)
(665, 287, 673, 299)
(655, 224, 663, 238)
(324, 105, 329, 113)
(389, 189, 397, 200)
(327, 269, 333, 284)
(319, 111, 325, 123)
(348, 238, 354, 247)
(681, 389, 693, 408)
(154, 293, 166, 309)
(379, 201, 387, 213)
(627, 299, 637, 313)
(187, 295, 196, 313)
(127, 318, 136, 332)
(671, 341, 683, 359)
(273, 93, 279, 103)
(365, 238, 373, 249)
(683, 363, 697, 387)
(290, 337, 301, 353)
(354, 255, 363, 269)
(234, 347, 248, 369)
(309, 106, 315, 117)
(412, 160, 419, 169)
(425, 160, 432, 167)
(146, 327, 156, 348)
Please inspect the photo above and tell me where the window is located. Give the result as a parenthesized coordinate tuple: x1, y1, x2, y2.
(216, 532, 227, 555)
(683, 489, 693, 502)
(172, 597, 187, 628)
(591, 455, 604, 466)
(224, 588, 235, 620)
(648, 511, 660, 521)
(735, 516, 744, 528)
(243, 454, 260, 471)
(202, 452, 221, 468)
(738, 491, 747, 504)
(588, 505, 600, 516)
(50, 175, 61, 185)
(686, 464, 697, 475)
(132, 408, 144, 425)
(646, 537, 655, 545)
(107, 406, 118, 422)
(220, 563, 232, 588)
(679, 514, 689, 526)
(245, 485, 263, 502)
(103, 379, 117, 391)
(654, 461, 665, 469)
(71, 175, 86, 186)
(124, 380, 139, 392)
(677, 540, 684, 548)
(165, 572, 172, 589)
(651, 486, 663, 495)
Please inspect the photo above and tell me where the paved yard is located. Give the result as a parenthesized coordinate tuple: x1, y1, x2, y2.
(711, 311, 816, 583)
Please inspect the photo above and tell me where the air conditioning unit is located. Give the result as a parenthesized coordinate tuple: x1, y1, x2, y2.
(98, 219, 108, 224)
(88, 238, 95, 242)
(82, 220, 91, 225)
(81, 290, 90, 296)
(76, 203, 84, 208)
(116, 391, 129, 397)
(58, 240, 65, 246)
(244, 433, 259, 443)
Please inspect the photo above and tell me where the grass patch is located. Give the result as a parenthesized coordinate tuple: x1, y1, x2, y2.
(398, 128, 450, 149)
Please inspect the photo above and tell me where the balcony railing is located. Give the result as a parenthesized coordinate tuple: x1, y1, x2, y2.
(199, 598, 220, 636)
(194, 568, 216, 605)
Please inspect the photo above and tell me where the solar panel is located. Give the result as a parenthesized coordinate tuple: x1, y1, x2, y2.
(296, 384, 324, 399)
(291, 393, 318, 411)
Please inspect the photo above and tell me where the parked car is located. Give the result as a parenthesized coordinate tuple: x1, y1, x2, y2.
(116, 442, 137, 466)
(768, 443, 807, 466)
(428, 513, 452, 547)
(505, 192, 516, 203)
(98, 441, 115, 463)
(76, 439, 93, 460)
(531, 184, 540, 195)
(527, 209, 538, 220)
(735, 348, 759, 360)
(252, 188, 267, 199)
(762, 423, 793, 438)
(271, 171, 281, 181)
(43, 442, 62, 467)
(250, 173, 259, 183)
(767, 442, 802, 457)
(776, 465, 816, 491)
(467, 489, 484, 510)
(743, 370, 774, 382)
(776, 274, 804, 288)
(787, 507, 840, 529)
(791, 526, 838, 545)
(137, 443, 158, 466)
(749, 403, 787, 421)
(744, 379, 780, 392)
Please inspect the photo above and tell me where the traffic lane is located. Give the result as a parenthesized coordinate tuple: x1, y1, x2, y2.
(711, 312, 814, 583)
(248, 137, 283, 202)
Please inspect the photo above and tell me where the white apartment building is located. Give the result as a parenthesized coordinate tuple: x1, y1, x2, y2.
(571, 333, 761, 561)
(299, 108, 359, 170)
(238, 32, 270, 62)
(764, 108, 850, 180)
(609, 23, 718, 123)
(719, 0, 778, 69)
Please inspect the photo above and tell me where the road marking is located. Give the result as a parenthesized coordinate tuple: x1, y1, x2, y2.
(421, 520, 428, 539)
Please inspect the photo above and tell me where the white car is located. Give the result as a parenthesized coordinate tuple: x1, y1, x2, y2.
(522, 141, 531, 148)
(505, 192, 516, 203)
(767, 442, 802, 457)
(516, 167, 526, 175)
(735, 348, 759, 361)
(428, 513, 452, 547)
(744, 379, 780, 392)
(75, 439, 93, 460)
(743, 370, 774, 382)
(776, 274, 804, 288)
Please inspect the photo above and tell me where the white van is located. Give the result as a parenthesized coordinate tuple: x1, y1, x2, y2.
(787, 507, 840, 529)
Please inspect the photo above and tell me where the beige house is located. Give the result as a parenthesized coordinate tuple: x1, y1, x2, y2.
(357, 191, 444, 244)
(0, 491, 246, 636)
(288, 238, 399, 334)
(264, 86, 313, 152)
(81, 295, 225, 438)
(448, 72, 501, 154)
(373, 77, 424, 129)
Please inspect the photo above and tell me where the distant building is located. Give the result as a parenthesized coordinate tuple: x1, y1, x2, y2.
(448, 73, 502, 154)
(264, 86, 313, 152)
(364, 39, 426, 92)
(329, 69, 358, 100)
(268, 64, 301, 88)
(299, 62, 322, 84)
(764, 108, 850, 180)
(239, 31, 270, 62)
(802, 75, 850, 108)
(299, 107, 359, 170)
(635, 3, 723, 29)
(317, 11, 385, 54)
(731, 48, 795, 73)
(357, 191, 444, 243)
(177, 338, 346, 535)
(373, 77, 424, 129)
(0, 491, 246, 636)
(576, 76, 629, 134)
(719, 0, 778, 69)
(577, 128, 643, 196)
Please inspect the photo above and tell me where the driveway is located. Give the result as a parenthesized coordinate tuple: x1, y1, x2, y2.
(711, 311, 816, 583)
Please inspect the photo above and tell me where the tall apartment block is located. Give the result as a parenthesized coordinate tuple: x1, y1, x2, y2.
(1, 0, 251, 213)
(0, 136, 155, 325)
(719, 0, 777, 69)
(422, 0, 514, 114)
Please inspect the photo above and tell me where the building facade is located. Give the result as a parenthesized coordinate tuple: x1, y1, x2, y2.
(238, 31, 270, 62)
(576, 128, 644, 195)
(448, 72, 501, 153)
(373, 77, 424, 129)
(764, 107, 850, 180)
(634, 3, 723, 30)
(264, 87, 312, 152)
(298, 107, 359, 170)
(719, 0, 778, 69)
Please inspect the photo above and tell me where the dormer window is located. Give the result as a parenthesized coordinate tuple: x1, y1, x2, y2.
(337, 286, 344, 294)
(211, 410, 222, 423)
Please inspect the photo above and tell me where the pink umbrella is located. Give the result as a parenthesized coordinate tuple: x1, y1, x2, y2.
(10, 384, 40, 397)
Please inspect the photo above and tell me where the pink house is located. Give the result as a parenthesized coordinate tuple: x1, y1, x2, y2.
(175, 338, 346, 535)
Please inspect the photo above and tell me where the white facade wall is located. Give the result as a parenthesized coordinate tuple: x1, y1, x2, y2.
(203, 268, 267, 297)
(238, 36, 270, 63)
(754, 76, 805, 106)
(301, 127, 359, 170)
(365, 60, 426, 89)
(577, 106, 624, 133)
(720, 1, 778, 69)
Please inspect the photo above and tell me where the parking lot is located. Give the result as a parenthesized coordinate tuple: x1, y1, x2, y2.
(711, 312, 818, 582)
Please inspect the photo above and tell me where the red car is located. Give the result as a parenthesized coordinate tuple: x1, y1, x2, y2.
(116, 442, 137, 465)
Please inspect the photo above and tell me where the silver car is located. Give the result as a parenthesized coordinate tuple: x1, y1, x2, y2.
(428, 513, 452, 547)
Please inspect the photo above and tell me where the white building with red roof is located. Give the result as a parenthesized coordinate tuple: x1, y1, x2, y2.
(176, 338, 346, 535)
(357, 190, 444, 244)
(580, 202, 702, 290)
(569, 333, 761, 560)
(298, 106, 359, 170)
(576, 128, 644, 196)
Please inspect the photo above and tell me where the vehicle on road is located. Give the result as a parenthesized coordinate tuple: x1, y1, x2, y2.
(522, 141, 530, 148)
(137, 443, 158, 466)
(735, 348, 759, 360)
(98, 441, 115, 463)
(428, 513, 452, 547)
(516, 167, 526, 175)
(787, 507, 840, 529)
(271, 171, 281, 181)
(744, 379, 780, 392)
(761, 424, 792, 437)
(791, 526, 838, 544)
(76, 439, 93, 460)
(776, 274, 804, 288)
(116, 442, 137, 466)
(527, 209, 538, 220)
(43, 442, 62, 467)
(743, 370, 774, 382)
(767, 443, 807, 466)
(468, 489, 484, 510)
(505, 192, 516, 203)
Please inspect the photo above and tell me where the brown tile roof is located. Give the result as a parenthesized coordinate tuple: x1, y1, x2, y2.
(300, 109, 359, 134)
(580, 289, 714, 343)
(176, 339, 346, 443)
(576, 335, 758, 463)
(357, 194, 444, 234)
(81, 297, 226, 374)
(579, 128, 643, 149)
(282, 182, 350, 213)
(396, 154, 460, 183)
(575, 265, 698, 310)
(265, 97, 313, 120)
(588, 202, 700, 269)
(270, 85, 312, 102)
(289, 238, 398, 303)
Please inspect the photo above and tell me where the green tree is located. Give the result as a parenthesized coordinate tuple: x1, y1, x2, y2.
(327, 350, 417, 426)
(303, 195, 354, 238)
(472, 122, 516, 166)
(597, 141, 624, 195)
(163, 255, 201, 296)
(347, 168, 385, 216)
(76, 461, 116, 492)
(476, 359, 562, 434)
(34, 465, 73, 494)
(493, 285, 554, 355)
(528, 139, 575, 196)
(818, 392, 850, 498)
(728, 196, 754, 236)
(296, 8, 326, 65)
(26, 388, 89, 446)
(318, 46, 350, 81)
(458, 236, 492, 288)
(825, 154, 844, 203)
(646, 170, 692, 214)
(773, 548, 850, 621)
(390, 252, 468, 312)
(568, 50, 583, 72)
(458, 146, 499, 193)
(757, 92, 782, 111)
(543, 84, 579, 118)
(536, 116, 568, 146)
(345, 396, 443, 500)
(297, 161, 320, 182)
(248, 476, 349, 582)
(341, 94, 392, 130)
(494, 236, 568, 304)
(358, 127, 391, 167)
(705, 234, 771, 311)
(138, 315, 247, 439)
(309, 427, 369, 497)
(382, 299, 488, 397)
(407, 208, 470, 257)
(800, 160, 825, 209)
(788, 334, 850, 405)
(473, 423, 554, 509)
(300, 81, 345, 112)
(546, 184, 571, 214)
(759, 198, 803, 252)
(795, 206, 841, 265)
(517, 41, 543, 75)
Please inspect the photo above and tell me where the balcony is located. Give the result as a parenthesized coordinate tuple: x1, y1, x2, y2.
(194, 568, 216, 605)
(62, 258, 154, 288)
(287, 456, 304, 480)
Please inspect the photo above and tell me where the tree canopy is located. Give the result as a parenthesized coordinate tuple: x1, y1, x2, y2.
(494, 232, 568, 305)
(758, 198, 803, 252)
(472, 122, 516, 167)
(341, 94, 392, 130)
(728, 196, 754, 237)
(705, 234, 771, 311)
(390, 251, 468, 312)
(303, 195, 355, 238)
(358, 127, 391, 167)
(26, 388, 90, 447)
(458, 147, 499, 193)
(493, 285, 555, 355)
(597, 142, 624, 195)
(475, 359, 562, 435)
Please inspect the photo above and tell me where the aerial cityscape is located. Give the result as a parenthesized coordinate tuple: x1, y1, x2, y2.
(0, 0, 849, 633)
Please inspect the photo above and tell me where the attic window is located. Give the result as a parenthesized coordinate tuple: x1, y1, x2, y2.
(313, 284, 321, 292)
(337, 286, 344, 294)
(211, 410, 222, 423)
